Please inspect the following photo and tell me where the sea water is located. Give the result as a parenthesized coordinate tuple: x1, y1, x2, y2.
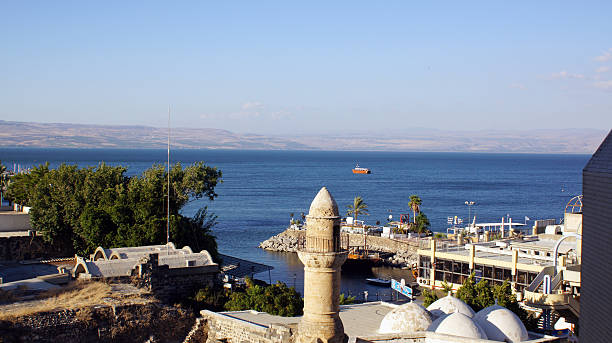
(0, 148, 589, 297)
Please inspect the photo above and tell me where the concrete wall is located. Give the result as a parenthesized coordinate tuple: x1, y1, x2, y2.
(0, 212, 32, 232)
(0, 235, 69, 261)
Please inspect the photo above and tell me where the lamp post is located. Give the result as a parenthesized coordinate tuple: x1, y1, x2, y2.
(465, 201, 475, 226)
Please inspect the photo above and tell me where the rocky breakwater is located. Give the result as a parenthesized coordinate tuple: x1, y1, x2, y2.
(258, 229, 304, 252)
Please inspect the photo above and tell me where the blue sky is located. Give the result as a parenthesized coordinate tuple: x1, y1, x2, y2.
(1, 1, 611, 134)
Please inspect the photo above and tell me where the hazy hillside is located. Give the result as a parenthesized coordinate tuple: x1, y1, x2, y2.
(0, 120, 606, 154)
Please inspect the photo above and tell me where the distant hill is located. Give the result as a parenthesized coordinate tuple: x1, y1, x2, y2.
(0, 120, 606, 154)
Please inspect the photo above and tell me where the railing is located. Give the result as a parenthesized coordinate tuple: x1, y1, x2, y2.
(526, 266, 555, 292)
(550, 270, 564, 291)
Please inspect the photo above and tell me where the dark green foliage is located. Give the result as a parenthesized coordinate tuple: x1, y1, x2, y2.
(224, 278, 303, 317)
(5, 162, 222, 257)
(456, 273, 478, 308)
(473, 280, 495, 312)
(440, 281, 453, 293)
(191, 286, 230, 312)
(413, 213, 431, 234)
(422, 288, 439, 307)
(339, 293, 355, 305)
(493, 280, 539, 331)
(455, 273, 537, 329)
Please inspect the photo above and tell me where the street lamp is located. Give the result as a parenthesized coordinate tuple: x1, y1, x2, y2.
(465, 201, 475, 226)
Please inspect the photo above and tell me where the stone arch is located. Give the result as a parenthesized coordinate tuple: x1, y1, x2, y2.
(72, 258, 91, 278)
(92, 247, 110, 260)
(181, 246, 193, 254)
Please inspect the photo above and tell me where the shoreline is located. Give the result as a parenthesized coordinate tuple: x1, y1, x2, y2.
(258, 228, 420, 268)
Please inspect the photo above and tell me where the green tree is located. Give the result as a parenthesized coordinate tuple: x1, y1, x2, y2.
(456, 273, 478, 309)
(0, 162, 9, 206)
(408, 195, 422, 224)
(473, 280, 494, 312)
(423, 288, 439, 307)
(5, 161, 222, 256)
(455, 274, 537, 329)
(413, 213, 431, 235)
(346, 196, 369, 222)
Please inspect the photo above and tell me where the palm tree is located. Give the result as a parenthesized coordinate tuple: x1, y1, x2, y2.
(346, 196, 369, 222)
(408, 195, 422, 224)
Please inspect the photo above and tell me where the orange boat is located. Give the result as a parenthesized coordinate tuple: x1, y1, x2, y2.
(352, 164, 371, 174)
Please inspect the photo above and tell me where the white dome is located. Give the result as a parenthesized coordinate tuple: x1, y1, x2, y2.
(428, 313, 487, 340)
(474, 304, 528, 342)
(378, 303, 432, 334)
(427, 294, 476, 319)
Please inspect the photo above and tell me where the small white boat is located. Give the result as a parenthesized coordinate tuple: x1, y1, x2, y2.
(366, 278, 390, 286)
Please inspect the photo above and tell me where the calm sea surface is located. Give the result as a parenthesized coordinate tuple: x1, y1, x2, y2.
(0, 148, 589, 298)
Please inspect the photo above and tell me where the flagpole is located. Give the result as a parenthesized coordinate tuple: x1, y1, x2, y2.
(167, 105, 171, 248)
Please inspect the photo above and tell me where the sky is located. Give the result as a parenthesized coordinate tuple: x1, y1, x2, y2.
(1, 1, 611, 135)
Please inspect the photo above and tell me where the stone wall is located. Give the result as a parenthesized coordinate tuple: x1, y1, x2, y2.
(132, 254, 218, 304)
(0, 212, 31, 232)
(199, 310, 294, 343)
(0, 235, 69, 261)
(0, 302, 195, 343)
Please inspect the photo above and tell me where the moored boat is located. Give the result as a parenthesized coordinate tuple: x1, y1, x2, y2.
(366, 277, 391, 286)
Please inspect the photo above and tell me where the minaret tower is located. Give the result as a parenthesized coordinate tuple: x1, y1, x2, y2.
(297, 187, 348, 343)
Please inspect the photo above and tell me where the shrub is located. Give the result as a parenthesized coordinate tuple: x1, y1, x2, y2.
(224, 278, 303, 317)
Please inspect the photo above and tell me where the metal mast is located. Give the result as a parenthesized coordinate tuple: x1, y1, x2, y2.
(167, 105, 171, 246)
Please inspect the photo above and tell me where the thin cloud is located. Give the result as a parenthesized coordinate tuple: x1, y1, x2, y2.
(596, 66, 610, 73)
(594, 80, 612, 90)
(510, 83, 526, 90)
(241, 101, 264, 110)
(595, 48, 612, 62)
(550, 71, 585, 79)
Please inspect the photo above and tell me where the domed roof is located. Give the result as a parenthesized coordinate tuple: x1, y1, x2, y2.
(428, 312, 487, 340)
(426, 293, 476, 319)
(379, 303, 432, 334)
(308, 187, 339, 218)
(474, 304, 528, 342)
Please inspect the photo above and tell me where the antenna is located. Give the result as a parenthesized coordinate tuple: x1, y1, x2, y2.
(167, 105, 171, 247)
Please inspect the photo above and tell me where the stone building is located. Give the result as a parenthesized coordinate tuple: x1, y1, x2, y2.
(72, 243, 218, 302)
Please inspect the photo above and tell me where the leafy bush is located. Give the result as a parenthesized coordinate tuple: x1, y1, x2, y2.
(191, 286, 229, 312)
(224, 278, 303, 317)
(422, 288, 439, 307)
(339, 293, 355, 305)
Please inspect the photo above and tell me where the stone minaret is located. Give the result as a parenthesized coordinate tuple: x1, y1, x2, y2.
(297, 187, 348, 343)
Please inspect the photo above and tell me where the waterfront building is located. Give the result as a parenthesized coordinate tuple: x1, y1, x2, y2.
(199, 188, 559, 343)
(416, 199, 583, 335)
(581, 129, 612, 343)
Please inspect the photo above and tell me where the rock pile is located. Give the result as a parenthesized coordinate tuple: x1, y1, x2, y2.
(386, 250, 418, 267)
(258, 231, 301, 252)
